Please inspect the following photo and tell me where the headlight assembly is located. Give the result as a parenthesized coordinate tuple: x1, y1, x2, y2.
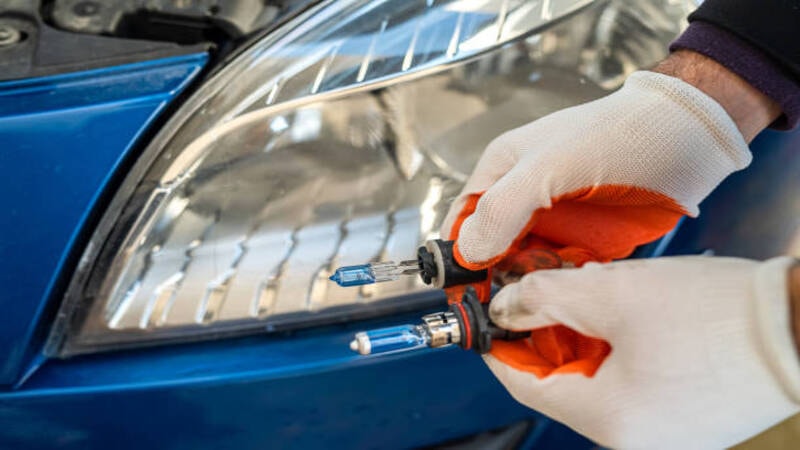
(48, 0, 697, 356)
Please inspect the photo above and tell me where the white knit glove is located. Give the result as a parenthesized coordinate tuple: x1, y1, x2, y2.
(486, 256, 800, 449)
(441, 71, 752, 269)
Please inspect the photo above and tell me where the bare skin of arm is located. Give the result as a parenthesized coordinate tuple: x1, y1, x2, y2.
(654, 50, 800, 353)
(653, 49, 781, 143)
(791, 264, 800, 355)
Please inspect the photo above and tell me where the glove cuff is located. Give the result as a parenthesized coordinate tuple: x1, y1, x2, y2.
(620, 71, 752, 216)
(627, 71, 752, 170)
(754, 256, 800, 404)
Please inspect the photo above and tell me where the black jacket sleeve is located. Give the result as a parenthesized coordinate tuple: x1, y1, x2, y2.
(689, 0, 800, 78)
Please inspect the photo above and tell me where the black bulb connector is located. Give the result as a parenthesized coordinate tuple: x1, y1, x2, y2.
(416, 239, 488, 289)
(450, 287, 530, 354)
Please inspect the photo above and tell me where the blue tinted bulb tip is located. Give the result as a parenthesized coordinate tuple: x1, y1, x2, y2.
(329, 264, 376, 287)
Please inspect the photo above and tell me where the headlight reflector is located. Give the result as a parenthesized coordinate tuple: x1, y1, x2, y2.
(48, 0, 696, 356)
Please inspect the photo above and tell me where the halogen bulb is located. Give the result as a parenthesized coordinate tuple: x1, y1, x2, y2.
(330, 260, 420, 287)
(350, 325, 430, 355)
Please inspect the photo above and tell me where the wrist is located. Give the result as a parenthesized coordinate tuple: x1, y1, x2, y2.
(790, 261, 800, 356)
(653, 50, 781, 142)
(752, 257, 800, 404)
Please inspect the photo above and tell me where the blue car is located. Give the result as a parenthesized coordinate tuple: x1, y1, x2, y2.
(2, 0, 797, 448)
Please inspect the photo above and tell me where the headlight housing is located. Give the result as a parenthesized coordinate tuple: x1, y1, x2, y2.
(48, 0, 697, 356)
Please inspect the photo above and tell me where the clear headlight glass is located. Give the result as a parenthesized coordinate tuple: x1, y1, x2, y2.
(48, 0, 697, 356)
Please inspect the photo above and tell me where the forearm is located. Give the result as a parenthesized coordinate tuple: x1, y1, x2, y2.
(790, 262, 800, 355)
(653, 50, 781, 142)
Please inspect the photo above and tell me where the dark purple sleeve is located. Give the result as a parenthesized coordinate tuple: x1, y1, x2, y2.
(671, 21, 800, 130)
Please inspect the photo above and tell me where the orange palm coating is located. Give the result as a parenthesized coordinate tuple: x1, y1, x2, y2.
(446, 185, 686, 377)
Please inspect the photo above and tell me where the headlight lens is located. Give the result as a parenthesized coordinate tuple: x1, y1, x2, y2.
(48, 0, 696, 356)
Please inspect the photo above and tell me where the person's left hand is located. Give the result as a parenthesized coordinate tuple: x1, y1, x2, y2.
(485, 256, 800, 448)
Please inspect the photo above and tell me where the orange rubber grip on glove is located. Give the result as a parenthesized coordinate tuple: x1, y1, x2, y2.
(447, 186, 686, 377)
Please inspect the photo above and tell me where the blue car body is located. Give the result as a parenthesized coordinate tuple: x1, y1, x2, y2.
(1, 32, 798, 450)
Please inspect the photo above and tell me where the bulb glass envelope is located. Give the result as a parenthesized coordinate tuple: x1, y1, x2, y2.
(47, 0, 696, 356)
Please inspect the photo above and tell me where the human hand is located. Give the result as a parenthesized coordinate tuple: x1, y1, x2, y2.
(441, 56, 767, 273)
(486, 256, 800, 448)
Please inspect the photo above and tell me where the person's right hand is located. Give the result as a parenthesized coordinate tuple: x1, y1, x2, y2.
(440, 70, 752, 273)
(485, 256, 800, 448)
